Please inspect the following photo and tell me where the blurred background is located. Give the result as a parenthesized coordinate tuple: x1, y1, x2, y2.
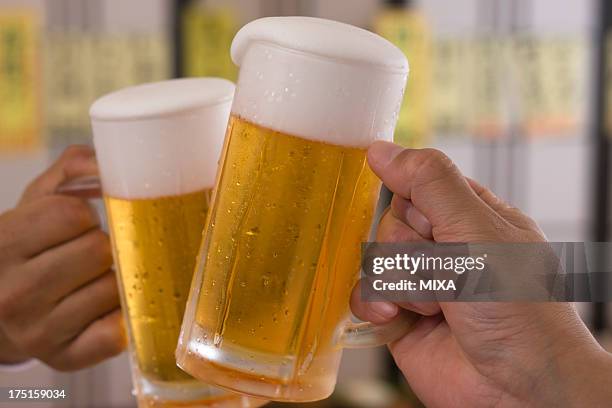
(0, 0, 610, 407)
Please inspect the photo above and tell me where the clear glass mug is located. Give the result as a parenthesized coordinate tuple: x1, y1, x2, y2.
(177, 17, 419, 402)
(66, 79, 267, 408)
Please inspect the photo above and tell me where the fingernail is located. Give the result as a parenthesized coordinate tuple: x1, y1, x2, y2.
(369, 301, 399, 320)
(368, 141, 405, 170)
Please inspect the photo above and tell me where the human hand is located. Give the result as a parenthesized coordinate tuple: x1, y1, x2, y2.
(0, 146, 125, 371)
(351, 142, 612, 408)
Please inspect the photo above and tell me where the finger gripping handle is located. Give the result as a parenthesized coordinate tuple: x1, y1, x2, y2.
(339, 311, 420, 349)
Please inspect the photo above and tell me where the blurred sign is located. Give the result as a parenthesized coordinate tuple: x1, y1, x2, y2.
(45, 32, 170, 146)
(431, 39, 471, 137)
(513, 37, 585, 138)
(181, 5, 237, 80)
(470, 37, 507, 139)
(374, 5, 432, 148)
(0, 9, 42, 151)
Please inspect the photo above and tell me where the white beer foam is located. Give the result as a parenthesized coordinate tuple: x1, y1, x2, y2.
(231, 17, 409, 147)
(91, 78, 235, 199)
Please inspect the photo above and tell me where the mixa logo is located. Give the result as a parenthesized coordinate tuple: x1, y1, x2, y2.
(421, 279, 456, 290)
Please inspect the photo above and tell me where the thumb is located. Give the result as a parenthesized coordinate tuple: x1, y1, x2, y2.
(20, 145, 99, 204)
(367, 142, 497, 241)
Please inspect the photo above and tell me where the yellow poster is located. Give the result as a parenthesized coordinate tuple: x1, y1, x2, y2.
(181, 5, 238, 80)
(374, 7, 432, 148)
(0, 10, 41, 151)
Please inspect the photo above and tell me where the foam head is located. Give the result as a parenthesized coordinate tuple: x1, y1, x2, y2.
(90, 78, 235, 199)
(230, 17, 409, 147)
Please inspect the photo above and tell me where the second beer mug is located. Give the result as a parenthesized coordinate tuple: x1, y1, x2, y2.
(177, 17, 418, 402)
(90, 79, 265, 408)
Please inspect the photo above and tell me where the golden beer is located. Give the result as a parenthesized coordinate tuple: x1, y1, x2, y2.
(198, 114, 379, 352)
(179, 116, 381, 398)
(105, 189, 210, 382)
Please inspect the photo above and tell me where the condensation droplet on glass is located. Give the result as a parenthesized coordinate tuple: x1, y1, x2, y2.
(246, 226, 260, 236)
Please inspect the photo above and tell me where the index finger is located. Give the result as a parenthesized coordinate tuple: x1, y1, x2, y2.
(1, 195, 100, 259)
(20, 146, 98, 204)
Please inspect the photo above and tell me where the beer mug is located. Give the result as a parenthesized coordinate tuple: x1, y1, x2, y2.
(81, 79, 266, 408)
(177, 18, 419, 402)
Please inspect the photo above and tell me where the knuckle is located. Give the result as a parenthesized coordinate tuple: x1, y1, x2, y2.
(19, 326, 47, 355)
(50, 196, 98, 229)
(410, 148, 459, 185)
(418, 148, 454, 173)
(45, 355, 75, 372)
(83, 230, 112, 266)
(0, 285, 23, 323)
(60, 145, 93, 161)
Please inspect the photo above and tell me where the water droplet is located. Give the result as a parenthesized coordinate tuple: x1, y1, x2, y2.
(246, 226, 260, 236)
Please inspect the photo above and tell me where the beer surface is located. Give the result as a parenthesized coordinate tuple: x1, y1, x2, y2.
(194, 115, 380, 381)
(106, 189, 211, 381)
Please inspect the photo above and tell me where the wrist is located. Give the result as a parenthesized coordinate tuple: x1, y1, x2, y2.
(561, 346, 612, 408)
(533, 339, 612, 408)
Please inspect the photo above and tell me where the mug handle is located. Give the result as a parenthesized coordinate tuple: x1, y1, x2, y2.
(55, 175, 102, 197)
(56, 176, 106, 231)
(339, 310, 420, 349)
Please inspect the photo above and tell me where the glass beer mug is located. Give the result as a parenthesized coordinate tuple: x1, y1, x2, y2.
(177, 18, 418, 402)
(86, 79, 266, 408)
